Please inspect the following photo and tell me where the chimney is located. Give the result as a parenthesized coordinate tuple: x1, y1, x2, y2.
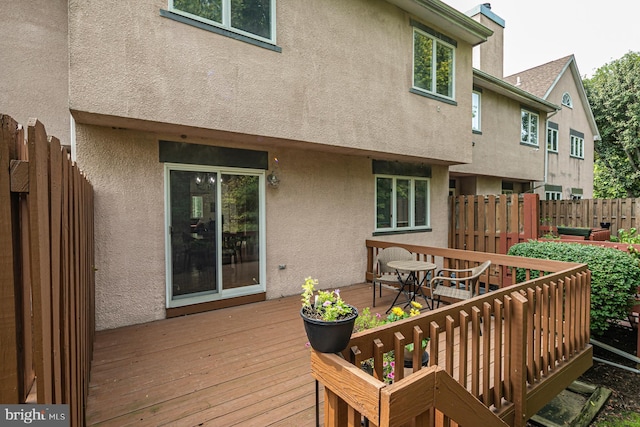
(467, 3, 505, 78)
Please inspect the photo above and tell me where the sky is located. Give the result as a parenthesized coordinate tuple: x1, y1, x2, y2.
(443, 0, 639, 78)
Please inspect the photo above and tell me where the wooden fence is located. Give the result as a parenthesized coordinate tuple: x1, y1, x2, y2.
(540, 198, 640, 235)
(449, 193, 539, 254)
(0, 114, 95, 425)
(450, 195, 640, 254)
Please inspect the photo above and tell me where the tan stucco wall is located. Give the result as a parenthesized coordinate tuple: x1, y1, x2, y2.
(543, 71, 595, 199)
(450, 89, 546, 182)
(471, 11, 504, 78)
(76, 124, 450, 330)
(0, 0, 70, 145)
(68, 0, 474, 165)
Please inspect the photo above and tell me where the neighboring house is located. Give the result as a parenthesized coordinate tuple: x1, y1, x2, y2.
(449, 4, 598, 199)
(503, 55, 598, 200)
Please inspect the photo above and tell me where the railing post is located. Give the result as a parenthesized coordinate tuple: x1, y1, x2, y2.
(510, 291, 528, 427)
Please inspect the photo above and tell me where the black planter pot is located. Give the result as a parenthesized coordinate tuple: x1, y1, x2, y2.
(301, 305, 358, 353)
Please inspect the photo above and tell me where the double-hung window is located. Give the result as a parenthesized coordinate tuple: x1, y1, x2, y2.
(472, 90, 481, 132)
(170, 0, 275, 43)
(547, 122, 558, 153)
(376, 176, 430, 232)
(521, 109, 539, 146)
(412, 23, 455, 100)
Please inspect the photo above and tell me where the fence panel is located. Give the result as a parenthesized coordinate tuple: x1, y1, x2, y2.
(450, 194, 539, 254)
(539, 198, 640, 236)
(0, 114, 94, 425)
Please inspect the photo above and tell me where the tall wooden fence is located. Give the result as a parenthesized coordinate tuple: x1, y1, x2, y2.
(0, 114, 95, 425)
(449, 193, 539, 254)
(540, 198, 640, 236)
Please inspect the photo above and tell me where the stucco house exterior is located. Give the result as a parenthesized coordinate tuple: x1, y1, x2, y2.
(450, 4, 598, 199)
(1, 1, 595, 331)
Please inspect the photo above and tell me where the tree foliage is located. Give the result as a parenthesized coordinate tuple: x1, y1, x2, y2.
(584, 52, 640, 197)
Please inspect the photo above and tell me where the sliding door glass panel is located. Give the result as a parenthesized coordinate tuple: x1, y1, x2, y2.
(169, 170, 218, 299)
(220, 174, 261, 290)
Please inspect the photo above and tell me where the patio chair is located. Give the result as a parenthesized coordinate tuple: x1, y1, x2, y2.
(372, 247, 415, 307)
(430, 260, 492, 308)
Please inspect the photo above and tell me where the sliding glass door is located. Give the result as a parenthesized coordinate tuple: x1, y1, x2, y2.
(165, 164, 265, 307)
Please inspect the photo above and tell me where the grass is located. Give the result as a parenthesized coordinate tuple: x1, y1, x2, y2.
(592, 411, 640, 426)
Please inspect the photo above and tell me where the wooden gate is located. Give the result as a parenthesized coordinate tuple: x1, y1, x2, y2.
(0, 114, 94, 425)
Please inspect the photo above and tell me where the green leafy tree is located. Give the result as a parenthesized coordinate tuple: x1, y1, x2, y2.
(584, 52, 640, 197)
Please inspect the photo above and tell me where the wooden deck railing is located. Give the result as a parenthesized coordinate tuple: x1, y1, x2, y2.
(311, 240, 592, 427)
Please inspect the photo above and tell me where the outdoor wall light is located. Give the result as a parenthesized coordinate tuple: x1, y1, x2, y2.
(267, 157, 280, 188)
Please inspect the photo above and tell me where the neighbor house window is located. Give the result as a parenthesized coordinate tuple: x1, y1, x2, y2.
(545, 191, 562, 200)
(472, 90, 481, 131)
(562, 92, 573, 108)
(376, 176, 430, 231)
(570, 129, 585, 158)
(547, 122, 558, 153)
(412, 25, 455, 100)
(170, 0, 275, 42)
(521, 109, 539, 146)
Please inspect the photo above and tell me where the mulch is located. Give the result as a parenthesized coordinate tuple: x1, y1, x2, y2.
(576, 323, 640, 424)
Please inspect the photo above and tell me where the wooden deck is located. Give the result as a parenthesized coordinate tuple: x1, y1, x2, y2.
(85, 283, 397, 426)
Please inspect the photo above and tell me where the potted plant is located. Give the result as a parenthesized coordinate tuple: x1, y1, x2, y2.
(300, 277, 358, 353)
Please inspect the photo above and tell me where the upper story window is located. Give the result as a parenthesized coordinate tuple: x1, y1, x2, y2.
(562, 92, 573, 108)
(170, 0, 275, 43)
(570, 131, 585, 159)
(412, 22, 456, 101)
(545, 191, 562, 200)
(547, 122, 558, 153)
(521, 109, 539, 146)
(376, 175, 430, 232)
(472, 90, 481, 132)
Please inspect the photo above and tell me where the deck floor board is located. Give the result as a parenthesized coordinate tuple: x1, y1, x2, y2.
(86, 283, 500, 426)
(86, 283, 384, 426)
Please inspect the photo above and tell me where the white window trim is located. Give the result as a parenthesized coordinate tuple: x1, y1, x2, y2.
(547, 127, 558, 153)
(375, 175, 431, 232)
(521, 109, 539, 146)
(545, 191, 562, 200)
(570, 135, 584, 158)
(472, 90, 481, 131)
(562, 92, 573, 108)
(412, 28, 456, 101)
(169, 0, 277, 45)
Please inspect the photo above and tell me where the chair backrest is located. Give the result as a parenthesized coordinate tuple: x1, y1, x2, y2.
(375, 247, 414, 275)
(470, 260, 491, 279)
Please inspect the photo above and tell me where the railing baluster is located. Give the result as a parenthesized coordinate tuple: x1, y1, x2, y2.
(459, 311, 469, 388)
(482, 302, 492, 406)
(534, 286, 543, 381)
(542, 284, 550, 376)
(526, 288, 535, 384)
(471, 306, 481, 398)
(493, 299, 503, 410)
(445, 316, 455, 376)
(394, 332, 405, 382)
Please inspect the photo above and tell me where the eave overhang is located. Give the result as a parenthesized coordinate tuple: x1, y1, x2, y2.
(385, 0, 493, 46)
(473, 68, 560, 113)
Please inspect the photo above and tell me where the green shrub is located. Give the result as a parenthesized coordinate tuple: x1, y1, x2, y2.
(507, 241, 640, 336)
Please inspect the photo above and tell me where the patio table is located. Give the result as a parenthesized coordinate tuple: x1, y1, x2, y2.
(386, 260, 436, 311)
